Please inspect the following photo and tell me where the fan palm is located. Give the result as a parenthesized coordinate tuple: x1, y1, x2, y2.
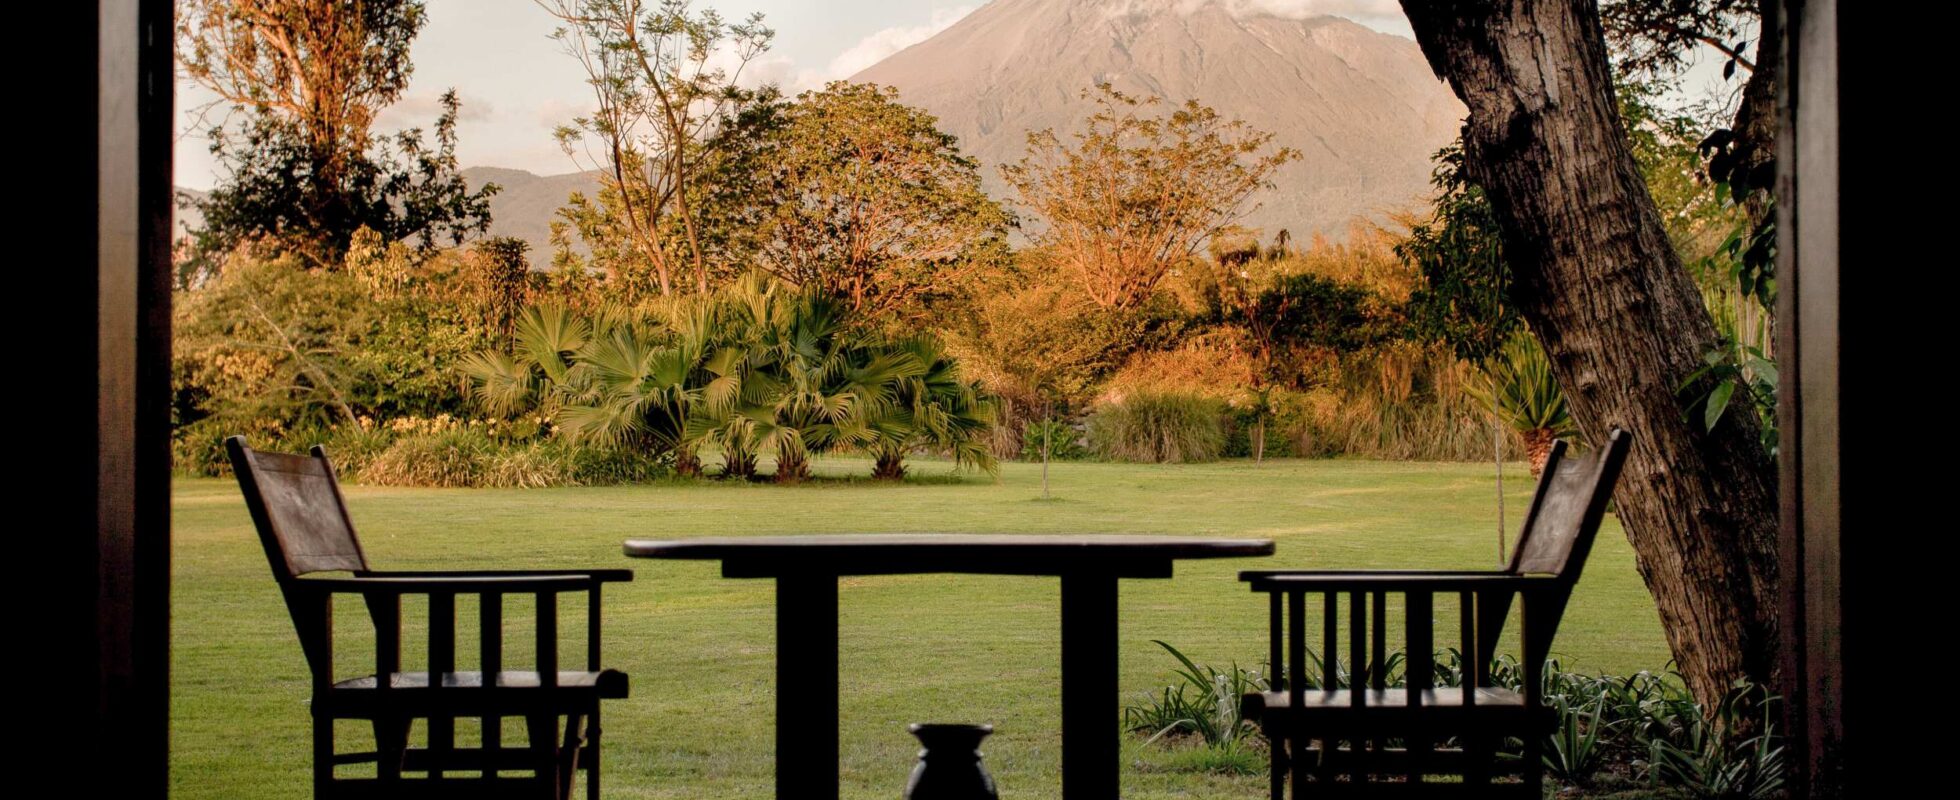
(687, 277, 926, 483)
(867, 337, 999, 480)
(459, 304, 594, 418)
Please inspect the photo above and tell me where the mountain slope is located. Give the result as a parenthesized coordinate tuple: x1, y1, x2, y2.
(463, 167, 601, 259)
(851, 0, 1462, 240)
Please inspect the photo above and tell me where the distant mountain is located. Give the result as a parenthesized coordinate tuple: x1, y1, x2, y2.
(462, 167, 602, 260)
(851, 0, 1464, 240)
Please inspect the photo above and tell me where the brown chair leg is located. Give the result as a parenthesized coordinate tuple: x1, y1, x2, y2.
(558, 713, 585, 799)
(1522, 734, 1545, 795)
(527, 715, 560, 798)
(313, 714, 335, 795)
(374, 716, 411, 783)
(1463, 734, 1492, 788)
(484, 714, 503, 782)
(1268, 730, 1286, 800)
(1315, 735, 1340, 787)
(429, 713, 455, 781)
(586, 708, 603, 800)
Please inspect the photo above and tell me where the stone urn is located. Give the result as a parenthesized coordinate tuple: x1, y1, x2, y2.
(904, 723, 998, 800)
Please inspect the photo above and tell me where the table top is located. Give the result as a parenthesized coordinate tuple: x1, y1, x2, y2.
(623, 533, 1275, 578)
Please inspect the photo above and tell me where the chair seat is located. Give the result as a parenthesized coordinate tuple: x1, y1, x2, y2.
(319, 669, 628, 718)
(1244, 687, 1553, 734)
(333, 669, 629, 695)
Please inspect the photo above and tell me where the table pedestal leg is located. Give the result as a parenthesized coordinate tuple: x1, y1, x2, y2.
(1061, 573, 1118, 800)
(778, 574, 839, 800)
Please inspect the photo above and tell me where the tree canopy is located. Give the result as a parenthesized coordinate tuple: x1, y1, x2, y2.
(178, 0, 495, 271)
(1002, 85, 1298, 310)
(698, 82, 1011, 326)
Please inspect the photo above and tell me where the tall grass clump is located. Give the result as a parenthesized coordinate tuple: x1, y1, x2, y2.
(361, 429, 494, 488)
(1286, 345, 1513, 461)
(1087, 392, 1226, 463)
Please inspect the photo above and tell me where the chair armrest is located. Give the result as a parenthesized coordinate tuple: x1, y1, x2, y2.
(356, 568, 634, 583)
(1240, 569, 1509, 580)
(294, 573, 601, 595)
(1241, 572, 1551, 592)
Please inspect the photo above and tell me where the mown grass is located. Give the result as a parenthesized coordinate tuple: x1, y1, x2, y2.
(171, 455, 1669, 799)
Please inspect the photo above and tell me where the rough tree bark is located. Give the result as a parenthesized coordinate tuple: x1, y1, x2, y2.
(1399, 0, 1781, 706)
(1731, 0, 1781, 191)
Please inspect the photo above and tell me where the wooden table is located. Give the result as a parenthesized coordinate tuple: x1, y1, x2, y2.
(623, 534, 1275, 800)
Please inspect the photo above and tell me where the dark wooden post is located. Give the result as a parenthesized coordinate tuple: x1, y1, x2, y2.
(778, 574, 841, 799)
(1776, 0, 1846, 795)
(45, 0, 176, 795)
(1059, 572, 1118, 800)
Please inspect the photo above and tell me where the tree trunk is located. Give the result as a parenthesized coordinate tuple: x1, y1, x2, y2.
(1041, 403, 1052, 500)
(1731, 0, 1780, 223)
(1522, 428, 1558, 479)
(722, 445, 758, 480)
(775, 450, 810, 484)
(873, 449, 907, 481)
(1252, 416, 1266, 464)
(675, 446, 703, 479)
(1400, 0, 1781, 707)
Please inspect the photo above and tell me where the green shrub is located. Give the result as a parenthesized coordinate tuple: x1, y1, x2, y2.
(1018, 418, 1090, 461)
(1222, 403, 1297, 459)
(557, 441, 670, 485)
(480, 442, 577, 488)
(318, 424, 397, 477)
(173, 417, 245, 477)
(1087, 392, 1226, 463)
(1123, 640, 1267, 746)
(173, 417, 346, 477)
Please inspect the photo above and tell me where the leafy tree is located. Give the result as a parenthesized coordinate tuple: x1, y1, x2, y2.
(178, 0, 425, 192)
(1603, 1, 1777, 325)
(1601, 0, 1773, 199)
(697, 82, 1012, 327)
(1402, 0, 1780, 711)
(1203, 262, 1395, 462)
(175, 245, 502, 437)
(462, 237, 535, 348)
(1002, 85, 1298, 309)
(1398, 144, 1516, 364)
(178, 1, 494, 268)
(538, 0, 775, 297)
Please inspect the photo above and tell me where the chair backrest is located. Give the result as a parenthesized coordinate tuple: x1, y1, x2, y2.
(226, 436, 369, 581)
(1505, 428, 1632, 582)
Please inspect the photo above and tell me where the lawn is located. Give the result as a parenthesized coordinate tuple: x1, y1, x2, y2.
(170, 455, 1670, 799)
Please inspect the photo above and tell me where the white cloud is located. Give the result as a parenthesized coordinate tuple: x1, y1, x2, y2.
(376, 90, 496, 129)
(1223, 0, 1403, 20)
(825, 5, 978, 82)
(723, 48, 827, 93)
(1099, 0, 1410, 35)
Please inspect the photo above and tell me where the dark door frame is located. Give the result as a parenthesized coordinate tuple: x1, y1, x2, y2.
(73, 0, 176, 795)
(80, 0, 1863, 796)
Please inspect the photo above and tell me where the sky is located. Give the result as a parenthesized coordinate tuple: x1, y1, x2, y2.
(171, 0, 1736, 190)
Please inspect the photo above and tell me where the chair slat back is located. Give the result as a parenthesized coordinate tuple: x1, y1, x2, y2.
(1506, 429, 1632, 581)
(226, 436, 368, 579)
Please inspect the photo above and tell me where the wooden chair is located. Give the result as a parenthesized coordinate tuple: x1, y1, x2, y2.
(226, 436, 632, 799)
(1239, 429, 1631, 798)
